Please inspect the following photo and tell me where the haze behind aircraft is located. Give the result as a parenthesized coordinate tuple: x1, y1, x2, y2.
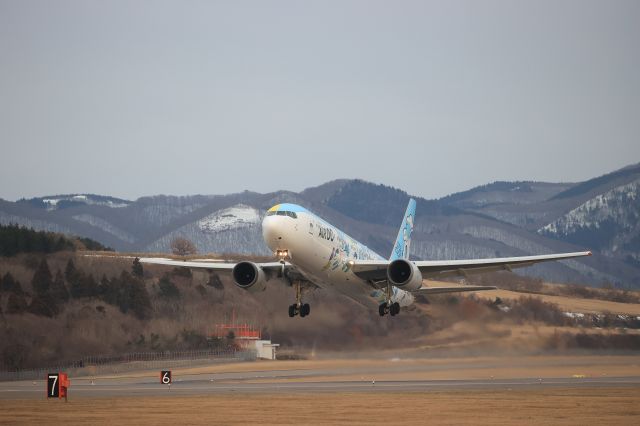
(140, 200, 591, 317)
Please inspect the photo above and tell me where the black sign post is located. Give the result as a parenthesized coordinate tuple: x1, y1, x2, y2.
(161, 370, 172, 385)
(47, 373, 59, 398)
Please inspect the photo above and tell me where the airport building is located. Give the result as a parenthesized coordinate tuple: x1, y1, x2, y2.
(210, 314, 279, 360)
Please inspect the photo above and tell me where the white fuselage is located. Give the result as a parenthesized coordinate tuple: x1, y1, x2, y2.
(262, 211, 415, 307)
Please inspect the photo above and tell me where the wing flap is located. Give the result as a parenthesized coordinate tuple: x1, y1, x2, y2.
(138, 257, 288, 273)
(416, 285, 496, 294)
(139, 257, 236, 270)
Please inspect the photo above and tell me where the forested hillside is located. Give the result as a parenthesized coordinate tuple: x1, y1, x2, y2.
(1, 163, 639, 287)
(1, 252, 639, 371)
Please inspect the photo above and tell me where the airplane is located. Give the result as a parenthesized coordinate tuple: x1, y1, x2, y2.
(139, 199, 591, 318)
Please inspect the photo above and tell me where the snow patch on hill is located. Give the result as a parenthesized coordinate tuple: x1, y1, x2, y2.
(198, 205, 261, 233)
(41, 195, 130, 211)
(539, 179, 640, 236)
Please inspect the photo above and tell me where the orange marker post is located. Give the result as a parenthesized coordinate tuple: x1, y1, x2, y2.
(59, 373, 70, 402)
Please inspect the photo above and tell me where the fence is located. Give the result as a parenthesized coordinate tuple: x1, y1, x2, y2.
(0, 348, 256, 382)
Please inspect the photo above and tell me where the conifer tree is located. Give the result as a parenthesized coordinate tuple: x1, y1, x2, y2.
(6, 293, 28, 314)
(1, 272, 20, 293)
(207, 273, 224, 290)
(132, 257, 144, 278)
(118, 271, 152, 319)
(64, 259, 77, 282)
(83, 273, 98, 298)
(158, 274, 180, 299)
(69, 270, 85, 298)
(129, 277, 152, 320)
(50, 270, 69, 303)
(31, 258, 53, 295)
(101, 273, 122, 307)
(28, 293, 58, 317)
(97, 274, 110, 297)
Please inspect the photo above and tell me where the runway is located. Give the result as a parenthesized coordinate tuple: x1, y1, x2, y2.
(2, 358, 640, 399)
(2, 356, 640, 425)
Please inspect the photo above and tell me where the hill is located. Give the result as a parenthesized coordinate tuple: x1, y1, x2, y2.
(0, 163, 639, 287)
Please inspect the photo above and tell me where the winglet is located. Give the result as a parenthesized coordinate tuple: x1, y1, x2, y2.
(390, 198, 416, 261)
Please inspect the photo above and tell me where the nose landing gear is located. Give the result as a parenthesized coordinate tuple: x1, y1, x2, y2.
(378, 301, 400, 316)
(289, 302, 311, 318)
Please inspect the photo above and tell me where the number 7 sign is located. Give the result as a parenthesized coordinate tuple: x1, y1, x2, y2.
(47, 373, 59, 398)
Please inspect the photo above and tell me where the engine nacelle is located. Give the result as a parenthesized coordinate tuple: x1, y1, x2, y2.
(232, 262, 267, 293)
(387, 259, 422, 292)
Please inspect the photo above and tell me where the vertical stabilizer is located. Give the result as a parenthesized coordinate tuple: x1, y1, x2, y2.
(389, 198, 416, 260)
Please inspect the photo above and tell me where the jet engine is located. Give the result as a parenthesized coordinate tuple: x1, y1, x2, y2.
(232, 262, 267, 292)
(387, 259, 422, 291)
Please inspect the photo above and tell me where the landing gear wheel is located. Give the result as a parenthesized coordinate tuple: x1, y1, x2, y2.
(288, 304, 297, 317)
(391, 302, 400, 316)
(378, 303, 387, 317)
(301, 303, 310, 317)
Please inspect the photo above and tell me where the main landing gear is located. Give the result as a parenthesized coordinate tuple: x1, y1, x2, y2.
(379, 301, 400, 317)
(378, 282, 401, 317)
(288, 281, 311, 318)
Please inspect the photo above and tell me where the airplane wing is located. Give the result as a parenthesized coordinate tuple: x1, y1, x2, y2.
(350, 251, 592, 285)
(139, 257, 236, 270)
(138, 257, 291, 274)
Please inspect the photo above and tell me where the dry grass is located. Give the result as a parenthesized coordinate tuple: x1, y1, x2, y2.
(2, 388, 639, 425)
(479, 289, 640, 315)
(426, 280, 640, 315)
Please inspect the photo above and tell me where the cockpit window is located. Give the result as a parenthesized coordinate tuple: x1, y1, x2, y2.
(268, 210, 297, 218)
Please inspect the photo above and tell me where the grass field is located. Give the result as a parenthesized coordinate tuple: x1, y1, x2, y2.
(3, 388, 639, 425)
(425, 280, 640, 315)
(477, 288, 640, 315)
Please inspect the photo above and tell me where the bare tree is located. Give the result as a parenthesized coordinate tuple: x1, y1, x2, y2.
(170, 237, 197, 256)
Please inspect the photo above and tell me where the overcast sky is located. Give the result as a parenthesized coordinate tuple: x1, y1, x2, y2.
(1, 0, 639, 202)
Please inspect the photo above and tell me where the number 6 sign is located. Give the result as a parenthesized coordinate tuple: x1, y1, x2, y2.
(161, 370, 172, 385)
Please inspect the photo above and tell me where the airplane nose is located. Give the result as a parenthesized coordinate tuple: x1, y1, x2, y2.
(262, 215, 283, 249)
